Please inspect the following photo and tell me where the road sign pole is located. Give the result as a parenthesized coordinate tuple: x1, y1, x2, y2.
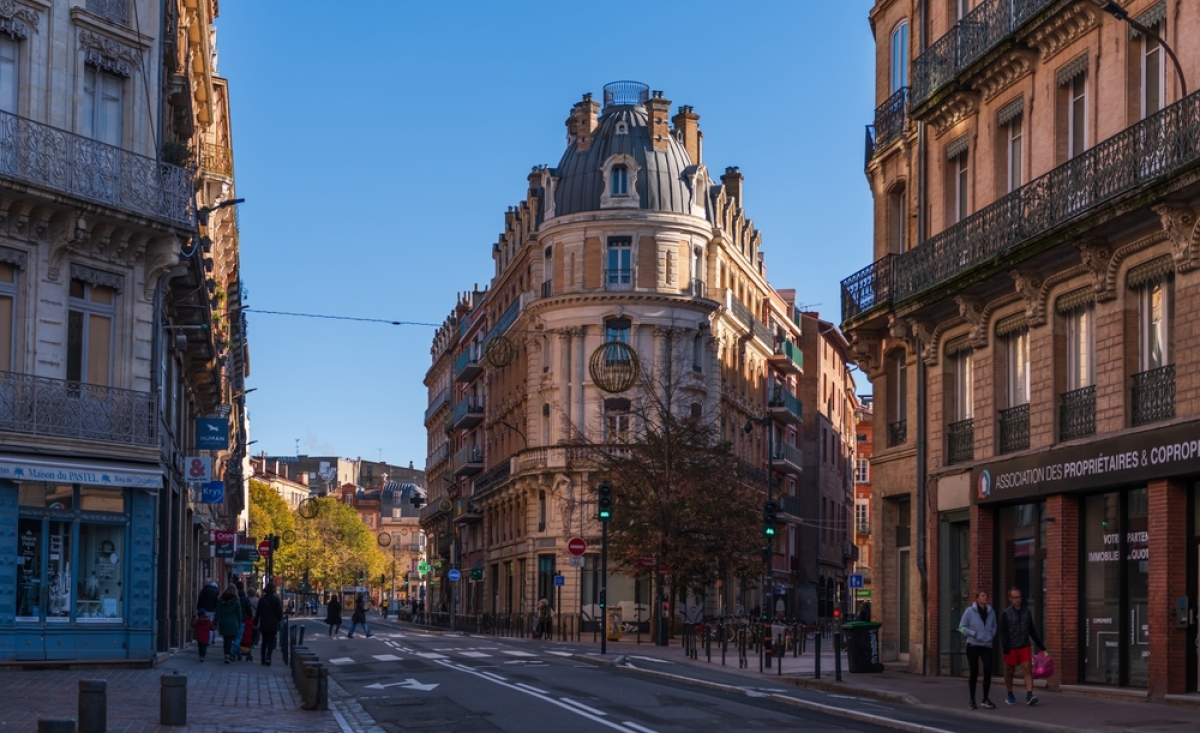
(600, 518, 607, 655)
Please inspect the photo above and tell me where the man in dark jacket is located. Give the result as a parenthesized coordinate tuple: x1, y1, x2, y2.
(998, 587, 1045, 706)
(255, 584, 285, 666)
(197, 578, 219, 613)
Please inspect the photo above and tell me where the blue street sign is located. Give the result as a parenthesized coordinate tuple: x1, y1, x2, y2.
(554, 575, 565, 587)
(848, 573, 864, 589)
(447, 569, 461, 582)
(200, 481, 225, 504)
(195, 418, 230, 450)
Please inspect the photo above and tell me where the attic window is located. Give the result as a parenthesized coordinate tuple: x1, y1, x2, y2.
(611, 165, 628, 195)
(615, 120, 629, 135)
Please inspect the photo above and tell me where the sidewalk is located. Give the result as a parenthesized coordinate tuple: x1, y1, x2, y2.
(0, 647, 342, 733)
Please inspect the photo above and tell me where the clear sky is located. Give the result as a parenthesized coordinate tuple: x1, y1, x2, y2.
(217, 0, 877, 467)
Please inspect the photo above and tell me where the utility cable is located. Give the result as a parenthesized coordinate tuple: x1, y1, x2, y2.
(244, 308, 441, 328)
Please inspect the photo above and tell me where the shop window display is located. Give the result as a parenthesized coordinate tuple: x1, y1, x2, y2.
(78, 524, 124, 620)
(1082, 489, 1148, 687)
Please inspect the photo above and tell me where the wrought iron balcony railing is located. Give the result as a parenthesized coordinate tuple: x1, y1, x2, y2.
(0, 110, 193, 227)
(605, 268, 633, 291)
(771, 442, 804, 473)
(856, 522, 872, 536)
(1059, 385, 1096, 441)
(998, 403, 1030, 454)
(0, 370, 157, 447)
(449, 397, 484, 431)
(86, 0, 128, 25)
(426, 442, 450, 470)
(842, 90, 1200, 324)
(866, 87, 909, 163)
(541, 279, 553, 298)
(888, 419, 907, 447)
(472, 459, 513, 499)
(452, 446, 484, 475)
(485, 296, 522, 344)
(768, 385, 803, 424)
(424, 387, 450, 424)
(912, 0, 1054, 106)
(1132, 364, 1175, 427)
(946, 418, 974, 465)
(687, 278, 707, 298)
(200, 143, 233, 177)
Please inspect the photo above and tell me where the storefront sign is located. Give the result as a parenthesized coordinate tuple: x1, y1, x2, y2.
(0, 455, 162, 489)
(195, 418, 230, 450)
(856, 589, 873, 599)
(200, 481, 224, 504)
(973, 420, 1200, 503)
(184, 457, 212, 483)
(212, 530, 236, 558)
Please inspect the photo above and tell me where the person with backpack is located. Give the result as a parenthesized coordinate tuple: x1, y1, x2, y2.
(959, 590, 997, 710)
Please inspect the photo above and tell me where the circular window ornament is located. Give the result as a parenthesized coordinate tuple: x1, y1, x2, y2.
(590, 341, 641, 393)
(484, 335, 515, 367)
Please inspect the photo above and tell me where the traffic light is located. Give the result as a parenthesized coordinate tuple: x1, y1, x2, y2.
(597, 482, 613, 522)
(763, 501, 778, 537)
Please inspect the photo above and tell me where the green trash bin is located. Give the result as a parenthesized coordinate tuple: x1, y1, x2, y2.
(843, 621, 884, 673)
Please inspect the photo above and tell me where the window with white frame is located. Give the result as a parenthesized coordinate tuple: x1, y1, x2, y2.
(945, 139, 970, 225)
(855, 459, 870, 483)
(890, 21, 909, 93)
(1003, 112, 1023, 193)
(0, 34, 18, 114)
(0, 260, 16, 371)
(951, 349, 974, 421)
(855, 500, 869, 526)
(67, 277, 117, 386)
(83, 67, 123, 147)
(1006, 329, 1030, 407)
(1140, 21, 1165, 119)
(1068, 72, 1086, 159)
(1138, 276, 1173, 372)
(1065, 302, 1095, 391)
(611, 165, 628, 196)
(606, 239, 632, 288)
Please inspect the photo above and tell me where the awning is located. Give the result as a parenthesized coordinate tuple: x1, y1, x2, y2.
(0, 454, 162, 490)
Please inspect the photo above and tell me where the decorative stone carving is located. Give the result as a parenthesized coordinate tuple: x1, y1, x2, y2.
(143, 237, 181, 300)
(0, 244, 26, 269)
(1010, 270, 1044, 324)
(955, 295, 987, 348)
(848, 331, 882, 375)
(1153, 203, 1199, 272)
(46, 215, 90, 281)
(0, 0, 38, 39)
(973, 50, 1035, 101)
(69, 263, 124, 292)
(80, 29, 140, 77)
(930, 91, 979, 137)
(1026, 4, 1098, 61)
(913, 321, 938, 366)
(1077, 239, 1114, 301)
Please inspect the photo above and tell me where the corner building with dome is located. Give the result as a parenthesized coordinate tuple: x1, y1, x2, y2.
(420, 82, 836, 630)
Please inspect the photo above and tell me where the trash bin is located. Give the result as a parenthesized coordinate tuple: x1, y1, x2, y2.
(842, 621, 884, 673)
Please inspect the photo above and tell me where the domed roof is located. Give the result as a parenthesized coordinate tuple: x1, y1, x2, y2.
(553, 85, 695, 218)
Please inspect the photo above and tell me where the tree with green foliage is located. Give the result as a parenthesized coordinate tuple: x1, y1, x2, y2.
(290, 496, 389, 592)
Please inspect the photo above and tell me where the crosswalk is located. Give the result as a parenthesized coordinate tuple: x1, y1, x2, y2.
(323, 646, 561, 665)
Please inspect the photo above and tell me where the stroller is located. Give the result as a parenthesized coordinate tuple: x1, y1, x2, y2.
(239, 616, 256, 662)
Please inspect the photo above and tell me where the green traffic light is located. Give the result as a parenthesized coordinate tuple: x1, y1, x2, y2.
(764, 526, 776, 537)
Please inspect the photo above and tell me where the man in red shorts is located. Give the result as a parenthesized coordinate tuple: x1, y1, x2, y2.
(998, 587, 1045, 705)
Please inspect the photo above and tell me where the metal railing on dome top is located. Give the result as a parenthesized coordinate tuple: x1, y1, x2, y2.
(603, 81, 650, 108)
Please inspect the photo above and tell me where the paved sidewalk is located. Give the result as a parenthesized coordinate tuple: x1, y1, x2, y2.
(0, 646, 342, 733)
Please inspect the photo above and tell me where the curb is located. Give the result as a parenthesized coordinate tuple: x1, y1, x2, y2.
(780, 676, 921, 706)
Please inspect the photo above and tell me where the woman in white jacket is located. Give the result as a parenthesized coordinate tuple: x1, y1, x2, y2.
(959, 590, 998, 709)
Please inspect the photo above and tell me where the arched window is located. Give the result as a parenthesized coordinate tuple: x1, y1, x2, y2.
(611, 165, 628, 195)
(891, 21, 909, 92)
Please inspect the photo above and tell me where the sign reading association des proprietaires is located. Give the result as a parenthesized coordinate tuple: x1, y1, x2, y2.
(974, 419, 1200, 504)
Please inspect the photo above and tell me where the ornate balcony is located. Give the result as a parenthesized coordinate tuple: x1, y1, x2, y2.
(0, 110, 193, 227)
(946, 418, 974, 465)
(605, 268, 633, 291)
(888, 419, 907, 447)
(472, 459, 513, 500)
(452, 446, 484, 477)
(771, 442, 803, 475)
(911, 0, 1054, 107)
(842, 90, 1200, 325)
(1132, 365, 1175, 427)
(0, 370, 157, 447)
(768, 339, 804, 375)
(1059, 385, 1096, 441)
(865, 87, 909, 164)
(998, 403, 1030, 454)
(485, 296, 523, 344)
(767, 385, 803, 424)
(86, 0, 128, 25)
(200, 143, 233, 177)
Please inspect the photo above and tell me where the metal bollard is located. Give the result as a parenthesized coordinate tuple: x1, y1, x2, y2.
(38, 720, 76, 733)
(161, 672, 188, 725)
(834, 631, 842, 682)
(78, 679, 107, 733)
(297, 625, 305, 647)
(814, 632, 822, 679)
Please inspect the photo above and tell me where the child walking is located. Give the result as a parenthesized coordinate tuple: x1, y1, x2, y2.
(191, 609, 214, 662)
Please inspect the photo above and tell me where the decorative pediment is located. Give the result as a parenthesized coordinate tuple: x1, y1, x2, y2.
(80, 29, 140, 77)
(69, 262, 123, 291)
(972, 49, 1035, 101)
(1026, 4, 1098, 61)
(0, 0, 39, 39)
(929, 91, 979, 137)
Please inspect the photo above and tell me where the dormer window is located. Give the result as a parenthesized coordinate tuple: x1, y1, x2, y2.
(611, 165, 628, 196)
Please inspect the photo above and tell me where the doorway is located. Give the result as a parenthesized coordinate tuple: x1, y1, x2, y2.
(940, 513, 970, 676)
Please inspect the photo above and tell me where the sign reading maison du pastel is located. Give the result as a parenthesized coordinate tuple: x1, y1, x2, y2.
(973, 420, 1200, 504)
(0, 455, 162, 489)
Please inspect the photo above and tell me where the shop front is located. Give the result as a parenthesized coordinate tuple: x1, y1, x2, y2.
(0, 454, 161, 661)
(973, 422, 1199, 696)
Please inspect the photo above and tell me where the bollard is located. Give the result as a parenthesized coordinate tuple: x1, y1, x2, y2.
(834, 631, 843, 681)
(161, 672, 188, 726)
(293, 653, 317, 688)
(764, 632, 772, 669)
(301, 665, 328, 711)
(38, 720, 76, 733)
(297, 625, 305, 647)
(814, 632, 822, 679)
(78, 679, 107, 733)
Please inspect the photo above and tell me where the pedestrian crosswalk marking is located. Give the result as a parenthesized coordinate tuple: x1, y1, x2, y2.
(372, 654, 403, 661)
(458, 651, 491, 658)
(329, 657, 356, 665)
(502, 651, 536, 657)
(546, 651, 574, 657)
(415, 652, 448, 659)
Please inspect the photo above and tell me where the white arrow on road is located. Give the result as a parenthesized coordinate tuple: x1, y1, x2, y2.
(364, 678, 439, 692)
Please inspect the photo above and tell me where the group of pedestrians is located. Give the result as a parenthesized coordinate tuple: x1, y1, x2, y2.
(191, 577, 285, 665)
(323, 593, 373, 638)
(959, 587, 1047, 710)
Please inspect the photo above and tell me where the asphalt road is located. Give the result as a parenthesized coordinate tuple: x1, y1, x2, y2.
(292, 618, 1047, 733)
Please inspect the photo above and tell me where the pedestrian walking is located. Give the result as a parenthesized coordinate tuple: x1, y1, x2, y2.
(959, 590, 997, 710)
(256, 583, 285, 666)
(382, 598, 389, 618)
(999, 587, 1045, 706)
(196, 578, 219, 645)
(190, 609, 213, 662)
(215, 584, 244, 663)
(310, 597, 318, 616)
(325, 594, 343, 637)
(535, 598, 553, 639)
(347, 594, 372, 638)
(234, 581, 252, 661)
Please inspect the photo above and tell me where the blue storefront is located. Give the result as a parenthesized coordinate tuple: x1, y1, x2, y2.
(0, 454, 159, 661)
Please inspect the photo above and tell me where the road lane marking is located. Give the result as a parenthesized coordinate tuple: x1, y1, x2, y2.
(623, 723, 659, 733)
(561, 697, 607, 716)
(478, 671, 507, 681)
(626, 655, 673, 665)
(329, 657, 356, 665)
(459, 651, 492, 658)
(372, 654, 403, 661)
(435, 660, 645, 733)
(415, 652, 447, 659)
(501, 650, 536, 657)
(546, 651, 574, 657)
(515, 683, 548, 694)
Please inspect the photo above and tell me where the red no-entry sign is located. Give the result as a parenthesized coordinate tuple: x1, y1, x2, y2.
(568, 537, 587, 556)
(258, 540, 271, 559)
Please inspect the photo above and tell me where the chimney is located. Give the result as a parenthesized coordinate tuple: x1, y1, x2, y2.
(721, 166, 743, 207)
(568, 93, 601, 151)
(409, 461, 414, 469)
(645, 90, 671, 150)
(672, 105, 702, 163)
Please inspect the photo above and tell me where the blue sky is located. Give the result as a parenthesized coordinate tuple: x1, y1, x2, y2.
(217, 1, 877, 466)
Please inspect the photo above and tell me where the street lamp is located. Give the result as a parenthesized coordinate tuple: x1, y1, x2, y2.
(1088, 0, 1188, 96)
